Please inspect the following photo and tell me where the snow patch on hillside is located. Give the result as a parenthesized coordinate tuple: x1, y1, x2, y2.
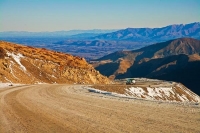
(126, 86, 200, 102)
(7, 52, 26, 71)
(127, 87, 145, 97)
(86, 84, 200, 103)
(147, 87, 175, 97)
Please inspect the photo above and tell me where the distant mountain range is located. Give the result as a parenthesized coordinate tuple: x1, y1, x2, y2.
(1, 22, 199, 41)
(0, 29, 118, 37)
(1, 22, 200, 60)
(52, 22, 200, 59)
(93, 22, 200, 42)
(92, 38, 200, 95)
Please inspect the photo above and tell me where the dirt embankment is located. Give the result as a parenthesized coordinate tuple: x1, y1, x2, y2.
(0, 84, 200, 133)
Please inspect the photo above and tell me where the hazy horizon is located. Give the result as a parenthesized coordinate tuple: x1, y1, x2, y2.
(1, 22, 200, 33)
(0, 0, 200, 32)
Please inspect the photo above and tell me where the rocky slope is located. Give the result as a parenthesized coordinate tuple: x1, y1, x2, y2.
(0, 41, 110, 84)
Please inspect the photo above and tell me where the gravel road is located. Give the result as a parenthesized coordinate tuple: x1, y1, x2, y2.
(0, 84, 199, 133)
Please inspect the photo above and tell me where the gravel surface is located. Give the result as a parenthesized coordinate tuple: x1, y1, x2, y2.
(0, 84, 199, 133)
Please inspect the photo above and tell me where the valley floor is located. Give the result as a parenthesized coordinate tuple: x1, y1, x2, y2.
(0, 84, 199, 133)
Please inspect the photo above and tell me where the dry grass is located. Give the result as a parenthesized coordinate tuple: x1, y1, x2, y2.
(0, 41, 111, 84)
(92, 84, 127, 94)
(0, 41, 89, 68)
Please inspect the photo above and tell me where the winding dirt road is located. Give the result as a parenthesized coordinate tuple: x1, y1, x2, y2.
(0, 84, 200, 133)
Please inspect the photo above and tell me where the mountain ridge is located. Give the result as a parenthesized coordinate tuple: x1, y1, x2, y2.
(93, 22, 200, 41)
(96, 38, 200, 61)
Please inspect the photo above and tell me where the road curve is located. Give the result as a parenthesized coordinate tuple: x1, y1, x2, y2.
(0, 84, 200, 133)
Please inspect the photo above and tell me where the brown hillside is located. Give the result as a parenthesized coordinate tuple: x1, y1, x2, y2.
(93, 38, 200, 79)
(154, 38, 200, 58)
(96, 38, 200, 62)
(0, 41, 110, 84)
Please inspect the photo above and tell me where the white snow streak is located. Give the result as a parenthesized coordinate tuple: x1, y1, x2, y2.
(4, 77, 13, 84)
(9, 61, 18, 79)
(7, 52, 26, 71)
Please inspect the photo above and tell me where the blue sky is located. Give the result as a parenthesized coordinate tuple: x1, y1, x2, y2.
(0, 0, 199, 31)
